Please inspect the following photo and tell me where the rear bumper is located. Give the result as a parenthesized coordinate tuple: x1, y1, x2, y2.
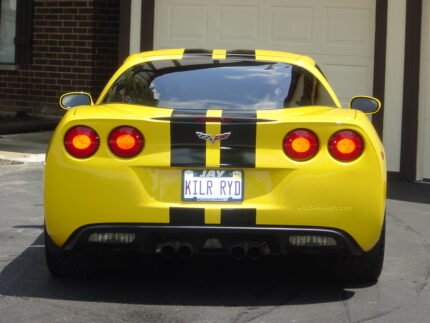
(45, 164, 386, 252)
(58, 224, 364, 255)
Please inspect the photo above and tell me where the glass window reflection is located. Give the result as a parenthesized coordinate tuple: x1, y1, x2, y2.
(0, 0, 17, 64)
(104, 60, 335, 110)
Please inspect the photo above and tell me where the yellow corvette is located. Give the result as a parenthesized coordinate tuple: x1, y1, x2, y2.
(44, 49, 386, 282)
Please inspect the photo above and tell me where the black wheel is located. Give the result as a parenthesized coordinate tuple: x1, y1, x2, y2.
(44, 227, 90, 277)
(338, 219, 385, 283)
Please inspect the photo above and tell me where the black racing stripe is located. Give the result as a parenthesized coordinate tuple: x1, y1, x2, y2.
(170, 207, 205, 225)
(226, 50, 256, 59)
(183, 49, 213, 58)
(220, 111, 257, 168)
(221, 209, 256, 226)
(170, 110, 207, 167)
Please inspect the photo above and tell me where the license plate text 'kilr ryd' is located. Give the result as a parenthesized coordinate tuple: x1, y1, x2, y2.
(182, 170, 243, 202)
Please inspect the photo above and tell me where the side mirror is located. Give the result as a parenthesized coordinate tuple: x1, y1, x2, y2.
(59, 92, 94, 110)
(349, 96, 382, 114)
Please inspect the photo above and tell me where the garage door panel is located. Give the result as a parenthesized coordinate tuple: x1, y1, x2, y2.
(217, 5, 260, 42)
(323, 7, 373, 54)
(170, 5, 207, 39)
(268, 5, 314, 50)
(155, 0, 375, 108)
(322, 64, 371, 104)
(155, 1, 209, 48)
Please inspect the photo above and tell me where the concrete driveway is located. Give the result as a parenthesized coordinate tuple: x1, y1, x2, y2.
(0, 131, 52, 164)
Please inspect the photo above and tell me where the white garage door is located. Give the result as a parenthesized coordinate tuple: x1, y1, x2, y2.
(419, 0, 430, 180)
(154, 0, 376, 106)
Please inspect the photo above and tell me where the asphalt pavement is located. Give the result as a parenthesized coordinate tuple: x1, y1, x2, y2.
(1, 130, 430, 322)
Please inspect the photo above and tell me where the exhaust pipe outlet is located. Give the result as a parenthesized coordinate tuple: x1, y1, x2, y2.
(247, 243, 269, 260)
(157, 242, 177, 258)
(247, 246, 262, 260)
(230, 244, 246, 260)
(177, 243, 193, 258)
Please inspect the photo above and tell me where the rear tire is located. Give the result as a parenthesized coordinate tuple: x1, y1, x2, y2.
(44, 227, 89, 277)
(338, 219, 385, 283)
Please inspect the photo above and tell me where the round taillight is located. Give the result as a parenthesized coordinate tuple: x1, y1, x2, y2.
(328, 130, 364, 161)
(64, 126, 99, 158)
(283, 129, 319, 161)
(108, 126, 144, 158)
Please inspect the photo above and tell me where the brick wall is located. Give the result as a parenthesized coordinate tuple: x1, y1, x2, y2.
(0, 0, 120, 116)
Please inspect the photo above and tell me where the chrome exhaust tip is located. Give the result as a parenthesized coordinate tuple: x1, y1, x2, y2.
(157, 242, 177, 258)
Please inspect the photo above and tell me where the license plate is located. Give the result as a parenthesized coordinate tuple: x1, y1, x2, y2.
(182, 170, 244, 202)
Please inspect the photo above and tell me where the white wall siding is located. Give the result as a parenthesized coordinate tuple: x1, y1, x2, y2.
(418, 0, 430, 180)
(130, 0, 142, 54)
(383, 0, 407, 172)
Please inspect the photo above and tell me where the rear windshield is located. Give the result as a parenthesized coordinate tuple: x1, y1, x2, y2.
(103, 59, 336, 110)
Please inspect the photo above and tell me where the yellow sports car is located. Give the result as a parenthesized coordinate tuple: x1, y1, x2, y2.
(44, 49, 386, 282)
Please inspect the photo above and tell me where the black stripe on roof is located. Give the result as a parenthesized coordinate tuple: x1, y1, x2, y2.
(226, 50, 256, 59)
(183, 49, 213, 57)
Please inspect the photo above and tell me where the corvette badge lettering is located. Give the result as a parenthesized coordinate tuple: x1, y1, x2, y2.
(196, 131, 231, 144)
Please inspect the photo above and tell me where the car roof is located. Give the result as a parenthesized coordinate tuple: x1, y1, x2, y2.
(122, 49, 317, 70)
(96, 48, 340, 108)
